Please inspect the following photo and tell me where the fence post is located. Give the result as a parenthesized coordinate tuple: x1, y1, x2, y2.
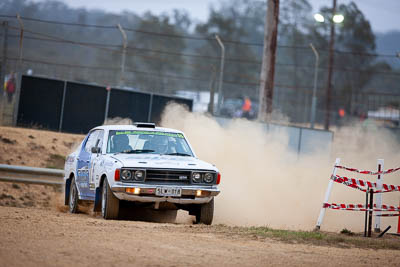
(374, 159, 384, 232)
(208, 65, 216, 115)
(364, 188, 369, 237)
(398, 200, 400, 234)
(0, 21, 9, 125)
(147, 94, 153, 123)
(368, 188, 374, 237)
(315, 157, 341, 230)
(117, 24, 127, 86)
(297, 128, 302, 156)
(58, 80, 67, 132)
(104, 86, 111, 122)
(12, 15, 24, 126)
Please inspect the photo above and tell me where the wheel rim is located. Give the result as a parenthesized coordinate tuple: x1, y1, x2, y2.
(101, 182, 107, 217)
(69, 180, 76, 212)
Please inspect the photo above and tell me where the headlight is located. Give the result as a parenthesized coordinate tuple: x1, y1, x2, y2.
(121, 169, 132, 180)
(134, 170, 144, 181)
(192, 172, 201, 183)
(204, 173, 214, 183)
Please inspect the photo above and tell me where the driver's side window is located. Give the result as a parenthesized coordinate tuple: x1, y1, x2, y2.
(84, 130, 99, 153)
(95, 131, 104, 152)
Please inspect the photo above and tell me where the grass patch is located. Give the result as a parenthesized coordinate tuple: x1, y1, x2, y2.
(340, 228, 355, 236)
(208, 224, 400, 250)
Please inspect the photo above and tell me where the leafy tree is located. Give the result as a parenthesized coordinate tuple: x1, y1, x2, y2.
(194, 0, 264, 100)
(126, 12, 186, 94)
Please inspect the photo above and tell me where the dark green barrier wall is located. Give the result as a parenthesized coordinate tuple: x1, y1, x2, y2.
(17, 75, 193, 133)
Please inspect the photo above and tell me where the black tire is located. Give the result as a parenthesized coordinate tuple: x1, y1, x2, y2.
(101, 179, 120, 219)
(195, 198, 214, 225)
(69, 177, 79, 213)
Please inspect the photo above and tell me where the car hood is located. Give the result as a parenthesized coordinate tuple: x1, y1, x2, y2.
(109, 154, 217, 171)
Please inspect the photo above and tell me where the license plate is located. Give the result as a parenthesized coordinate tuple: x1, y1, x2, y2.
(155, 187, 182, 197)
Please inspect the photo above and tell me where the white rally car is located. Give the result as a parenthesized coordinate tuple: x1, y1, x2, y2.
(64, 123, 220, 224)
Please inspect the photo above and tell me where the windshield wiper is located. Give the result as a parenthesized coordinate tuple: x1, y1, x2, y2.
(120, 149, 155, 154)
(164, 152, 192, 157)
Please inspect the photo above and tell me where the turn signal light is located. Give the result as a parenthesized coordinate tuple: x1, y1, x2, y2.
(216, 173, 221, 185)
(126, 188, 141, 195)
(196, 190, 202, 197)
(114, 169, 120, 181)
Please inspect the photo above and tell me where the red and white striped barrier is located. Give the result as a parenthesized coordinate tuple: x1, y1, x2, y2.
(323, 203, 400, 212)
(330, 174, 400, 193)
(335, 165, 400, 175)
(315, 158, 400, 233)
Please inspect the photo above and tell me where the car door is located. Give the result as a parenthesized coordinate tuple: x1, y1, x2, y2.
(76, 130, 99, 200)
(90, 130, 104, 190)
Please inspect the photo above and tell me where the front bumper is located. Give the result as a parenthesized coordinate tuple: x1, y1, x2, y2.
(111, 183, 220, 204)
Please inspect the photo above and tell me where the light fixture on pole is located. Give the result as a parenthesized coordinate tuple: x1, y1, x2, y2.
(314, 13, 325, 23)
(332, 14, 344, 24)
(313, 13, 344, 24)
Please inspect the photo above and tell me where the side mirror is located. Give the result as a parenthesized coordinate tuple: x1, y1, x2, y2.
(91, 147, 101, 154)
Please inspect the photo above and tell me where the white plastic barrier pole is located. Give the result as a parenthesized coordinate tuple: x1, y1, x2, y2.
(315, 158, 340, 230)
(374, 159, 384, 232)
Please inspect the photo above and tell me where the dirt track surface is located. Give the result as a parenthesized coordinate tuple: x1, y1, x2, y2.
(1, 127, 400, 266)
(0, 205, 398, 267)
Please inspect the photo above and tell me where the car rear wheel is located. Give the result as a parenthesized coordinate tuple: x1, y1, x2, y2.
(101, 179, 119, 219)
(69, 177, 79, 213)
(195, 198, 214, 225)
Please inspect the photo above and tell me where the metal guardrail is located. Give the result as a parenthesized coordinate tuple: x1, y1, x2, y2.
(0, 164, 64, 185)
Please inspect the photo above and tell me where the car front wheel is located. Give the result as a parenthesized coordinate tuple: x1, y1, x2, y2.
(195, 198, 214, 225)
(101, 179, 120, 219)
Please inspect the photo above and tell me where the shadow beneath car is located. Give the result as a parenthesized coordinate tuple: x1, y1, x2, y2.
(118, 200, 179, 223)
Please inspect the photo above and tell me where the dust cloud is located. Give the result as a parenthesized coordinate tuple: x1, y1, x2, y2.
(161, 103, 400, 232)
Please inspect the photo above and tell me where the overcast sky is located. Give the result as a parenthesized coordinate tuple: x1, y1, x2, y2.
(33, 0, 400, 33)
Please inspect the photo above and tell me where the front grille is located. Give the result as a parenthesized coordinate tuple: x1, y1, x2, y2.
(145, 169, 192, 185)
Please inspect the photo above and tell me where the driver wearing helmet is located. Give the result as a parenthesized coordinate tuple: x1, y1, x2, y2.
(151, 135, 169, 154)
(111, 134, 132, 153)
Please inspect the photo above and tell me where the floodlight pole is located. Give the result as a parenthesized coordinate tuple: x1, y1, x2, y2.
(258, 0, 280, 121)
(309, 43, 319, 128)
(324, 0, 336, 130)
(215, 34, 225, 115)
(117, 24, 127, 86)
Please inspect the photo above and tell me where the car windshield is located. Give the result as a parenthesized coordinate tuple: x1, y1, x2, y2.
(106, 130, 194, 156)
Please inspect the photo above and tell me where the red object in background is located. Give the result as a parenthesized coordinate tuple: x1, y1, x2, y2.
(242, 98, 251, 112)
(339, 108, 345, 118)
(106, 86, 111, 91)
(6, 77, 16, 93)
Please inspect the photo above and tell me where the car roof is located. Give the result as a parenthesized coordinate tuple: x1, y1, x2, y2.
(90, 124, 184, 134)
